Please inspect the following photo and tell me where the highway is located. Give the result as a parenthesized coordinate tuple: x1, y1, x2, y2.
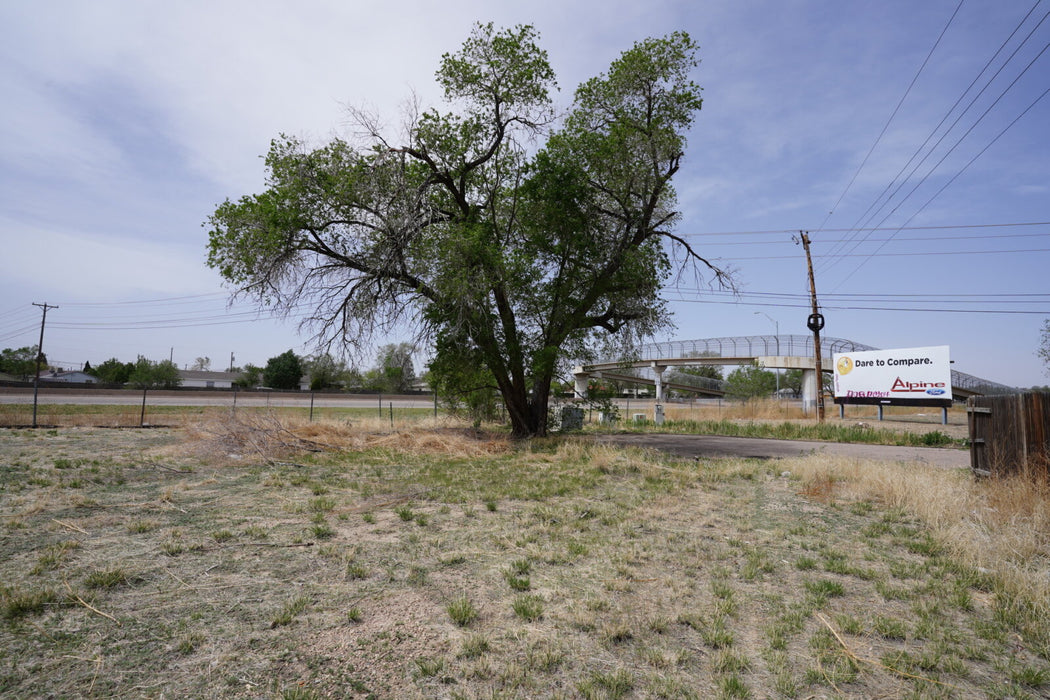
(0, 387, 436, 409)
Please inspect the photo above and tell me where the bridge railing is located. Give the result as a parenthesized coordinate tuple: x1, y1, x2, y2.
(631, 335, 877, 361)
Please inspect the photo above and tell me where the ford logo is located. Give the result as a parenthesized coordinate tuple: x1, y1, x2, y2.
(926, 388, 945, 396)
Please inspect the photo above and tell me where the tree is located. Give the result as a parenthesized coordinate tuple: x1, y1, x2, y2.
(90, 358, 134, 385)
(427, 335, 499, 424)
(128, 357, 182, 389)
(376, 343, 416, 393)
(782, 369, 804, 398)
(1040, 319, 1050, 376)
(263, 350, 303, 390)
(206, 24, 728, 437)
(191, 356, 212, 371)
(0, 346, 43, 381)
(305, 353, 350, 390)
(234, 363, 263, 389)
(724, 364, 777, 400)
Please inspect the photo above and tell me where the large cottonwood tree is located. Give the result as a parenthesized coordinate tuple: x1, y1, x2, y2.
(206, 24, 729, 437)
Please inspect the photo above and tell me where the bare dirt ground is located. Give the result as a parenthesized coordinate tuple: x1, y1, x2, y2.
(1, 419, 1047, 699)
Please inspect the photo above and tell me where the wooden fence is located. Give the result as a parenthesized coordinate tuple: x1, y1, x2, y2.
(967, 392, 1050, 478)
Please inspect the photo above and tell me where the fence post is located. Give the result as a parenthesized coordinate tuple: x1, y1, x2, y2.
(140, 387, 148, 427)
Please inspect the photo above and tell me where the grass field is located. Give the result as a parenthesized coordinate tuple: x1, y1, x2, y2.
(1, 413, 1048, 698)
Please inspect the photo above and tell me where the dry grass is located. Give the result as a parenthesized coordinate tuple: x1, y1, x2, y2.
(1, 420, 1049, 698)
(181, 412, 509, 463)
(783, 454, 1050, 637)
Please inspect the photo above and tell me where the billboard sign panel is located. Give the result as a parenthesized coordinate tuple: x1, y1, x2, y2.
(833, 345, 952, 407)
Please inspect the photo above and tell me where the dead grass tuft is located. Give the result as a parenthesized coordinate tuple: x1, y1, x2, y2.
(181, 412, 510, 463)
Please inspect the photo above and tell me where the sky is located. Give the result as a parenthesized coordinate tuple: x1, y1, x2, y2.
(1, 0, 1048, 387)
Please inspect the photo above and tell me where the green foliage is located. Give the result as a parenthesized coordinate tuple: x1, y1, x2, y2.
(512, 594, 544, 621)
(90, 357, 134, 385)
(427, 331, 500, 424)
(205, 24, 726, 437)
(304, 354, 349, 391)
(373, 343, 415, 393)
(234, 363, 262, 389)
(0, 346, 42, 380)
(128, 357, 182, 389)
(446, 595, 479, 627)
(263, 350, 303, 390)
(723, 364, 778, 399)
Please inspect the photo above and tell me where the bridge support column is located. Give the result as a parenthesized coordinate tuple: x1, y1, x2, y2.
(572, 366, 589, 399)
(651, 363, 667, 402)
(801, 368, 817, 416)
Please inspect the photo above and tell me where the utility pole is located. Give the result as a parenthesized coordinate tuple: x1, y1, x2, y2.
(797, 233, 825, 422)
(31, 302, 58, 428)
(229, 351, 235, 372)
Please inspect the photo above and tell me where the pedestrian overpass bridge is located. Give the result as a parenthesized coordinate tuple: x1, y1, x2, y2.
(573, 335, 1016, 411)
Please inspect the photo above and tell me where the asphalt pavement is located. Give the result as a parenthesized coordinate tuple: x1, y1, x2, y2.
(595, 432, 970, 469)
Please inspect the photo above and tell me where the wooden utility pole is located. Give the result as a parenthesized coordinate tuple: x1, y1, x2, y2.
(31, 302, 58, 428)
(798, 233, 825, 422)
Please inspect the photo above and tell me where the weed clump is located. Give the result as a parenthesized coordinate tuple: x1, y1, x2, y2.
(447, 595, 479, 627)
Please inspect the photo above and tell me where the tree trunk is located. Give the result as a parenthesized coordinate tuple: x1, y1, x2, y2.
(500, 377, 550, 438)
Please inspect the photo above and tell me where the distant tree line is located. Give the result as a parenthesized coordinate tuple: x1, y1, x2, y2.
(231, 343, 419, 393)
(0, 346, 44, 381)
(88, 357, 182, 389)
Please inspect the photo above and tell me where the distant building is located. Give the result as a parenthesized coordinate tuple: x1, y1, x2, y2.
(178, 370, 243, 389)
(38, 370, 97, 384)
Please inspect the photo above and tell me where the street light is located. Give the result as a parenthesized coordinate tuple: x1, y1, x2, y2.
(754, 312, 780, 397)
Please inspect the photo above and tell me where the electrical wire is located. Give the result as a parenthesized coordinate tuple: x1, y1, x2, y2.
(815, 0, 966, 233)
(820, 2, 1049, 266)
(822, 22, 1050, 280)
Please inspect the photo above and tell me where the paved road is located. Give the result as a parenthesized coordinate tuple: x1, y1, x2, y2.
(596, 432, 970, 469)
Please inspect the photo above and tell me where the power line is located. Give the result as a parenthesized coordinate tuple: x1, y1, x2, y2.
(831, 82, 1050, 286)
(824, 31, 1050, 278)
(821, 3, 1049, 266)
(713, 247, 1050, 262)
(815, 0, 966, 233)
(678, 221, 1050, 237)
(688, 232, 1050, 247)
(665, 296, 1050, 315)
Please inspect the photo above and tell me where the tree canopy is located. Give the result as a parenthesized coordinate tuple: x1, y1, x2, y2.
(206, 24, 728, 436)
(0, 346, 43, 381)
(89, 357, 134, 385)
(263, 350, 303, 390)
(724, 364, 777, 400)
(128, 357, 182, 390)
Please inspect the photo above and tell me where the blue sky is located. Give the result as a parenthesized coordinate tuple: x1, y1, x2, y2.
(1, 0, 1047, 386)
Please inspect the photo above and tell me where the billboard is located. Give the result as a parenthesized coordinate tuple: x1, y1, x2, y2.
(833, 345, 952, 407)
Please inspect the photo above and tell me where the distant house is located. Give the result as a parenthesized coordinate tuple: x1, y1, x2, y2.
(178, 370, 243, 389)
(38, 370, 97, 384)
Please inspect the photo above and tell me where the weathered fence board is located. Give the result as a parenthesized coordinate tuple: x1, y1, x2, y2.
(968, 392, 1050, 478)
